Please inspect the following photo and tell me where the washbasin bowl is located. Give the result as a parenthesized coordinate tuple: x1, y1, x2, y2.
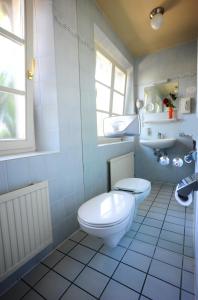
(140, 138, 176, 149)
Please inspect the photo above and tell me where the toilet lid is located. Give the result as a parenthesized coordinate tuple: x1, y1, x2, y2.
(78, 191, 134, 226)
(113, 178, 151, 193)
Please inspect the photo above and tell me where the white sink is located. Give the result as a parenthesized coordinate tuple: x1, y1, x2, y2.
(140, 138, 176, 149)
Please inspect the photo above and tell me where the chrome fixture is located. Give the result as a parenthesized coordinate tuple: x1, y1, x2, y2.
(150, 7, 164, 30)
(172, 157, 184, 168)
(159, 155, 170, 166)
(179, 132, 193, 138)
(175, 173, 198, 207)
(184, 151, 197, 164)
(157, 132, 165, 139)
(154, 149, 168, 163)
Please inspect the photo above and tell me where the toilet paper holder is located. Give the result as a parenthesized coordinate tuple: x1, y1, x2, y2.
(175, 173, 198, 206)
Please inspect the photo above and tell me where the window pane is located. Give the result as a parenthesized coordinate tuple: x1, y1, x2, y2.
(112, 92, 124, 115)
(114, 66, 126, 94)
(96, 111, 109, 136)
(0, 92, 25, 139)
(0, 35, 25, 91)
(95, 51, 112, 86)
(96, 82, 110, 112)
(0, 0, 24, 38)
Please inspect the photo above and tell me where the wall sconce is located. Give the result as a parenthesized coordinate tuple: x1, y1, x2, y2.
(150, 7, 164, 30)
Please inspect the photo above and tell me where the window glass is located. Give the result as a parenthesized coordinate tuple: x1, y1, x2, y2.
(0, 92, 25, 139)
(95, 49, 127, 139)
(114, 66, 126, 94)
(0, 35, 25, 91)
(96, 111, 109, 137)
(96, 82, 110, 112)
(95, 51, 112, 87)
(0, 0, 35, 155)
(0, 0, 24, 38)
(112, 92, 124, 115)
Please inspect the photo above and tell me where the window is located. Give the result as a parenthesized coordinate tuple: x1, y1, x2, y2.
(0, 0, 35, 155)
(95, 48, 127, 139)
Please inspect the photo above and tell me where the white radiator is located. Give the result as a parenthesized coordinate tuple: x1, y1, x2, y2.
(0, 181, 52, 281)
(109, 152, 134, 189)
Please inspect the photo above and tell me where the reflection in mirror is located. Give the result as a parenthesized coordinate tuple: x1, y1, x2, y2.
(144, 81, 178, 113)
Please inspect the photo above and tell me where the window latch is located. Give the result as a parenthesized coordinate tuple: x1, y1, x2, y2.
(27, 58, 36, 80)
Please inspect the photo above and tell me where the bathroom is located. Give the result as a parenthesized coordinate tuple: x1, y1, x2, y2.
(0, 0, 197, 299)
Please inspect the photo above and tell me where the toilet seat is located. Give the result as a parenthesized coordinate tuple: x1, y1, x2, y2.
(78, 216, 130, 228)
(113, 178, 151, 194)
(78, 191, 134, 228)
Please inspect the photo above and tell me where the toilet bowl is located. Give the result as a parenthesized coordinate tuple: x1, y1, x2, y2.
(78, 191, 135, 247)
(78, 178, 151, 247)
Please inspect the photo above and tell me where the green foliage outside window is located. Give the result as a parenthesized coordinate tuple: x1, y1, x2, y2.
(0, 73, 16, 139)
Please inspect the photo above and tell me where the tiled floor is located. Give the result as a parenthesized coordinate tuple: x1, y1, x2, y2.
(2, 182, 195, 300)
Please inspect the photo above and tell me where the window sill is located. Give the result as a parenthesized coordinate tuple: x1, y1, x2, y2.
(0, 150, 59, 162)
(97, 139, 134, 147)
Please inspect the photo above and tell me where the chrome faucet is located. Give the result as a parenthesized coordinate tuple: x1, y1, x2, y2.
(157, 132, 164, 139)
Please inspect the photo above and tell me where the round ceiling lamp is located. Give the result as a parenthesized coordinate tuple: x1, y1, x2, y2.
(150, 7, 164, 30)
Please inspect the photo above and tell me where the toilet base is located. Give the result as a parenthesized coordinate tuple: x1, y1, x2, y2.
(78, 211, 133, 248)
(103, 229, 125, 247)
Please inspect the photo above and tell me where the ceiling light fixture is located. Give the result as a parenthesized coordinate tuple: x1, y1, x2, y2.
(150, 7, 164, 30)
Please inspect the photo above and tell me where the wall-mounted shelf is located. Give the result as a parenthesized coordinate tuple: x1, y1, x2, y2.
(144, 119, 178, 124)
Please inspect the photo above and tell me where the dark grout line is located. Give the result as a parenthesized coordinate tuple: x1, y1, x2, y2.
(16, 183, 195, 300)
(124, 247, 194, 274)
(96, 243, 130, 299)
(139, 184, 194, 297)
(179, 205, 187, 300)
(43, 233, 99, 300)
(20, 262, 54, 299)
(21, 277, 49, 300)
(97, 187, 163, 299)
(138, 184, 169, 298)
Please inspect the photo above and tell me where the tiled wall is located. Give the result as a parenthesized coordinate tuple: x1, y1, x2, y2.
(0, 0, 135, 294)
(34, 0, 60, 151)
(1, 0, 196, 295)
(135, 41, 197, 183)
(76, 0, 135, 200)
(194, 40, 198, 298)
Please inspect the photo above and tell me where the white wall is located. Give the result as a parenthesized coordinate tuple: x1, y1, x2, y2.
(194, 40, 198, 299)
(0, 0, 135, 294)
(34, 0, 59, 151)
(76, 0, 135, 200)
(135, 41, 197, 183)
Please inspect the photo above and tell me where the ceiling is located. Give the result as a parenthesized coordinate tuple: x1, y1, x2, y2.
(96, 0, 198, 57)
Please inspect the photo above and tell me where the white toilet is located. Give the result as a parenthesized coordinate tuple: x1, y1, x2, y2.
(78, 177, 151, 247)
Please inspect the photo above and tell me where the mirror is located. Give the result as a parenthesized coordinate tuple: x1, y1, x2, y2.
(144, 81, 178, 113)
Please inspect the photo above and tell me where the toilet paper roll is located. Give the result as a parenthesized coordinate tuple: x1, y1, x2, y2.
(175, 186, 192, 207)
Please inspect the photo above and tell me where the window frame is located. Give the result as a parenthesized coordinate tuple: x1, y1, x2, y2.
(95, 45, 127, 142)
(0, 0, 35, 156)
